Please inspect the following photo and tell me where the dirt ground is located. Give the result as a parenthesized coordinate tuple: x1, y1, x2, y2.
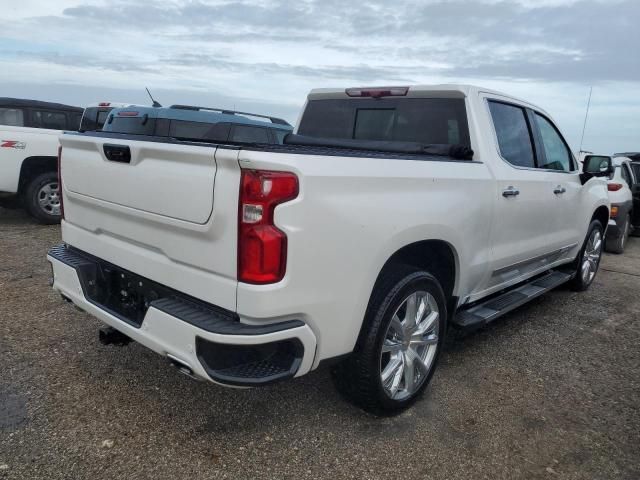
(1, 206, 638, 480)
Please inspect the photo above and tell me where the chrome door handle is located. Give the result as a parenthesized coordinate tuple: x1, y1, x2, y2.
(553, 185, 566, 195)
(502, 186, 520, 197)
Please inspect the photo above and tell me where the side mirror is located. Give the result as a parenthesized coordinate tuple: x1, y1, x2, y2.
(582, 155, 614, 177)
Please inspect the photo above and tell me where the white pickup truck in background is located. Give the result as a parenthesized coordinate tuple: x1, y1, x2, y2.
(48, 85, 611, 414)
(0, 98, 82, 223)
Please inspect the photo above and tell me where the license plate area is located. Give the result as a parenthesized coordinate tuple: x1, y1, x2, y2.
(75, 255, 176, 328)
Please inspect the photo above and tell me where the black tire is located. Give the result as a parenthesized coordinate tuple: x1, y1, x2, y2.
(332, 265, 447, 415)
(23, 172, 61, 224)
(570, 220, 604, 291)
(605, 214, 630, 254)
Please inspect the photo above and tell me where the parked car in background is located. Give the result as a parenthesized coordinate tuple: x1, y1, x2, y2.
(49, 85, 611, 414)
(603, 156, 637, 253)
(101, 104, 293, 143)
(79, 102, 141, 132)
(0, 98, 82, 223)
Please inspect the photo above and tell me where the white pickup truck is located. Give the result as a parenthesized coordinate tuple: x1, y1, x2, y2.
(0, 98, 83, 223)
(48, 85, 612, 414)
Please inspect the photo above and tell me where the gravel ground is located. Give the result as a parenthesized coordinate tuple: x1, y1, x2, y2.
(1, 206, 639, 480)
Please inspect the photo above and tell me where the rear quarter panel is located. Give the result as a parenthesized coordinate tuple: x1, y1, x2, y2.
(235, 149, 494, 363)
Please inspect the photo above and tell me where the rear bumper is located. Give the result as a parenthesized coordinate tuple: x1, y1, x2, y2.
(47, 244, 316, 386)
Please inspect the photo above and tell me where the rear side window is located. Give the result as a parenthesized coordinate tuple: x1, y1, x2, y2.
(298, 98, 470, 146)
(488, 101, 535, 168)
(533, 113, 574, 172)
(104, 116, 156, 135)
(230, 125, 271, 144)
(169, 120, 230, 142)
(0, 107, 25, 126)
(32, 110, 68, 130)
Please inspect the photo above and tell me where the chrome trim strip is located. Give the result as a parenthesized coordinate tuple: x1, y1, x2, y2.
(492, 243, 578, 277)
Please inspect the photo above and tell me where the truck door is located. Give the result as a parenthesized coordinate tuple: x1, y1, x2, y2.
(528, 110, 583, 261)
(482, 98, 561, 292)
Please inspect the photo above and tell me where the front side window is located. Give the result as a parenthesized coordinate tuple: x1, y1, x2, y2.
(534, 114, 574, 172)
(488, 101, 535, 168)
(0, 107, 25, 126)
(32, 110, 67, 130)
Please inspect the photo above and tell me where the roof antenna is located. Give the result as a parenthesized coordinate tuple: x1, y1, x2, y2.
(145, 87, 162, 108)
(578, 86, 592, 153)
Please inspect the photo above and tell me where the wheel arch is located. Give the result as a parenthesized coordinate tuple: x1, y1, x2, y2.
(591, 205, 609, 231)
(18, 156, 57, 194)
(378, 240, 459, 300)
(364, 239, 460, 326)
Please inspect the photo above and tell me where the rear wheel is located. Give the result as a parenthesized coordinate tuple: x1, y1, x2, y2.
(23, 172, 61, 224)
(605, 214, 630, 254)
(332, 265, 446, 415)
(570, 220, 604, 291)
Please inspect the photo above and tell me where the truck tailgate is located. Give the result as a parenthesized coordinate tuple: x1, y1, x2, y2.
(58, 134, 241, 311)
(62, 135, 216, 223)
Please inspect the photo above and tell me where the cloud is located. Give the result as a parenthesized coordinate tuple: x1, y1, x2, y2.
(0, 0, 638, 153)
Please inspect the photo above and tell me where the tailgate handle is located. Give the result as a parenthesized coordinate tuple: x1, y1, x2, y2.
(103, 144, 131, 163)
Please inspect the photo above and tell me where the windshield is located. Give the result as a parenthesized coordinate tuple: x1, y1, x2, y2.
(298, 98, 470, 146)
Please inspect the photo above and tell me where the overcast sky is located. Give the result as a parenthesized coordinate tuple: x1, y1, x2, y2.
(1, 0, 638, 154)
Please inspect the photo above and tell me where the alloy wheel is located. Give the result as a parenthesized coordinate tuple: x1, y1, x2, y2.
(581, 229, 602, 285)
(37, 182, 61, 216)
(380, 291, 439, 400)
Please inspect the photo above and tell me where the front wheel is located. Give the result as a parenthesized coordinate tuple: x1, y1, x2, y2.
(332, 265, 446, 415)
(570, 220, 604, 291)
(23, 172, 62, 224)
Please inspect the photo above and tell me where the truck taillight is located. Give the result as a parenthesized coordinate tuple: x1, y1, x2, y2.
(57, 145, 64, 220)
(238, 169, 298, 284)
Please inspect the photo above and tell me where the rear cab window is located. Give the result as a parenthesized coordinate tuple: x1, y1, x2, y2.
(298, 98, 470, 146)
(81, 107, 113, 131)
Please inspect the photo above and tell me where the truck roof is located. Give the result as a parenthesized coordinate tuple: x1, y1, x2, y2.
(307, 84, 528, 103)
(0, 97, 82, 112)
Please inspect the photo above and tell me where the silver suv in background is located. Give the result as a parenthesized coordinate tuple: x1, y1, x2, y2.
(603, 155, 637, 253)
